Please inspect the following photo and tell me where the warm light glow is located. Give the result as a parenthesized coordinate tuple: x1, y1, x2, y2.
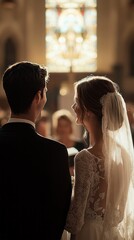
(45, 0, 97, 72)
(59, 83, 69, 96)
(60, 88, 68, 96)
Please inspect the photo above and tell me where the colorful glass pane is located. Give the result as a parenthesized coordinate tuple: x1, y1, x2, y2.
(45, 0, 97, 72)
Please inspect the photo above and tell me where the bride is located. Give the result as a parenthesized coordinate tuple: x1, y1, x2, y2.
(65, 76, 134, 239)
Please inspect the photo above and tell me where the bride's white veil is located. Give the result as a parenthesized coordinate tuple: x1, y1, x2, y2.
(101, 91, 134, 239)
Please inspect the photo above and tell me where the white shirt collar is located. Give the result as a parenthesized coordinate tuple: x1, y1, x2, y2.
(8, 118, 35, 128)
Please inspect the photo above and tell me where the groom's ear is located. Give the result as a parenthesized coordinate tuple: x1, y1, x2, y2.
(34, 90, 42, 104)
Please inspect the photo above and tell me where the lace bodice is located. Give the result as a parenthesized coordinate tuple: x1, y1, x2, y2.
(65, 149, 107, 234)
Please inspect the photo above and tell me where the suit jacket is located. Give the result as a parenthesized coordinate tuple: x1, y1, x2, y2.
(0, 122, 72, 240)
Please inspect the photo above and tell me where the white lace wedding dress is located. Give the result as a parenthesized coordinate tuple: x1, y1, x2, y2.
(65, 149, 130, 240)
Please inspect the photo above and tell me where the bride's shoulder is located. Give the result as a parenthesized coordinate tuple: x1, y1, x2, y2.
(75, 148, 95, 163)
(87, 146, 104, 160)
(75, 148, 104, 169)
(74, 149, 97, 173)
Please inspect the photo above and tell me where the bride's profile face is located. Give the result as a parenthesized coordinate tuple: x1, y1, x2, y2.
(72, 94, 83, 125)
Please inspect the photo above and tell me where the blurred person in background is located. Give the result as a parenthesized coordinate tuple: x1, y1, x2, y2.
(52, 109, 86, 176)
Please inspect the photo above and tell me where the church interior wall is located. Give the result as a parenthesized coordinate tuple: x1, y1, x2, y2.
(0, 0, 134, 112)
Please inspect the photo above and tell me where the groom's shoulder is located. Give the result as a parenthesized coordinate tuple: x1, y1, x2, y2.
(38, 135, 66, 151)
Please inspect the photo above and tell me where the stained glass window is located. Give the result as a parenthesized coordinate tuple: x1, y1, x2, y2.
(45, 0, 97, 72)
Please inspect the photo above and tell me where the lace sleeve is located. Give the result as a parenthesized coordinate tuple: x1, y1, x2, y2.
(65, 151, 93, 234)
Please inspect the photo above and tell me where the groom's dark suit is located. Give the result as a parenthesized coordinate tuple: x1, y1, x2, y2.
(0, 122, 72, 240)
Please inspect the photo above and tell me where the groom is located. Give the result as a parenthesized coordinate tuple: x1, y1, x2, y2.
(0, 61, 72, 240)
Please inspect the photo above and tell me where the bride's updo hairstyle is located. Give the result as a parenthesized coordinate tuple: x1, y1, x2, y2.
(75, 76, 124, 130)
